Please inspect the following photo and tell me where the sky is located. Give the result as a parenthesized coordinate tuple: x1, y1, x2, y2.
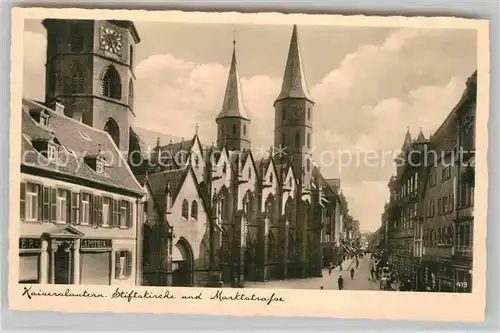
(22, 19, 477, 232)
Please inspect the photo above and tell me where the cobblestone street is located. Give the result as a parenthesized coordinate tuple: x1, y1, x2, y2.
(245, 257, 382, 291)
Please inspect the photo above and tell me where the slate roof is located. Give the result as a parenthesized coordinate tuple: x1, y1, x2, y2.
(274, 25, 314, 104)
(216, 42, 250, 120)
(21, 98, 144, 196)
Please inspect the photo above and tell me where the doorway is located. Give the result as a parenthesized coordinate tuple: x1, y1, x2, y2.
(54, 242, 72, 284)
(171, 238, 193, 287)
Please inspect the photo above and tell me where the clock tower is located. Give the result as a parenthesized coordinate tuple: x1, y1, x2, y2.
(274, 25, 314, 185)
(43, 19, 141, 153)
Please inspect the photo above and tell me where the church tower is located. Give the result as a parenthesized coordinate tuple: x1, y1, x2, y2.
(274, 25, 315, 184)
(43, 19, 141, 153)
(216, 40, 251, 151)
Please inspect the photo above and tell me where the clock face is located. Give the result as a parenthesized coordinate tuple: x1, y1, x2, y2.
(100, 27, 123, 56)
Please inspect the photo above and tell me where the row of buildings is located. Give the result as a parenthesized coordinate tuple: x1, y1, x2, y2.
(371, 71, 476, 293)
(18, 19, 362, 287)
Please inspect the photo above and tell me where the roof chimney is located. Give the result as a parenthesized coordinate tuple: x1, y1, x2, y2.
(50, 99, 65, 115)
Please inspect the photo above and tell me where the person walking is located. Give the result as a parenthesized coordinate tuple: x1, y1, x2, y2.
(370, 266, 375, 280)
(328, 263, 333, 276)
(338, 275, 344, 290)
(350, 267, 355, 280)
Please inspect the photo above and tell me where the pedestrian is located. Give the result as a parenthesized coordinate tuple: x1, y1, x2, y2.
(320, 286, 324, 290)
(350, 267, 355, 280)
(338, 275, 344, 290)
(328, 264, 332, 276)
(370, 266, 375, 280)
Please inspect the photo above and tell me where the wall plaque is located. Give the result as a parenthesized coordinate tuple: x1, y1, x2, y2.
(81, 239, 112, 249)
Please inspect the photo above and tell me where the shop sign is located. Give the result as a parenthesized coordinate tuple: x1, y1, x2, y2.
(81, 239, 112, 249)
(19, 238, 41, 250)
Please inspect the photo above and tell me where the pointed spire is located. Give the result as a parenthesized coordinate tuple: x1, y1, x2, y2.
(275, 25, 314, 105)
(402, 126, 412, 149)
(216, 39, 249, 120)
(416, 127, 426, 142)
(195, 123, 199, 135)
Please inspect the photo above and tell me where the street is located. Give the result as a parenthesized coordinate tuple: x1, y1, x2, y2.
(245, 257, 382, 291)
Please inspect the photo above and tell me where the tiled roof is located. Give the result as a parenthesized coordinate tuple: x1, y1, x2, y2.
(147, 168, 186, 217)
(21, 98, 144, 196)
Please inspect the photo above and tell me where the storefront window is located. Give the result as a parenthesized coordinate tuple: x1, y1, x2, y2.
(19, 253, 40, 283)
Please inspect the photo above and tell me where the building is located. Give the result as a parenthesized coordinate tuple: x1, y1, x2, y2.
(18, 19, 145, 286)
(19, 99, 144, 285)
(136, 25, 353, 287)
(384, 71, 476, 292)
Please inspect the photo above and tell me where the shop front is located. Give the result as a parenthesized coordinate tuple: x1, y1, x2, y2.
(439, 262, 455, 292)
(19, 232, 119, 285)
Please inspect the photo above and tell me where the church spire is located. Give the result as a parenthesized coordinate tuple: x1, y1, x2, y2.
(274, 25, 314, 105)
(216, 39, 249, 120)
(402, 126, 413, 150)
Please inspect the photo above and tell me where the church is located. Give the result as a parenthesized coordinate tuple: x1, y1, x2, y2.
(21, 19, 354, 288)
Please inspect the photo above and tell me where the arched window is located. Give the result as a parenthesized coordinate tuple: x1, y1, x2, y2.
(70, 24, 84, 52)
(243, 124, 247, 136)
(71, 70, 85, 94)
(101, 66, 122, 99)
(104, 118, 120, 147)
(248, 167, 251, 179)
(295, 132, 300, 148)
(268, 231, 276, 261)
(221, 230, 230, 263)
(281, 132, 286, 147)
(129, 45, 134, 68)
(269, 172, 273, 183)
(191, 201, 198, 220)
(307, 133, 311, 148)
(232, 124, 236, 134)
(181, 199, 189, 219)
(128, 80, 134, 108)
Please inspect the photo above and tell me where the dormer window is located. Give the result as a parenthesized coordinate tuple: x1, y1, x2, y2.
(47, 144, 57, 161)
(96, 156, 105, 174)
(29, 108, 51, 127)
(84, 153, 107, 174)
(40, 112, 50, 127)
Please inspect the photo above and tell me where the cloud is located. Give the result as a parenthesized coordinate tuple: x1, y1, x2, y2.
(134, 53, 281, 148)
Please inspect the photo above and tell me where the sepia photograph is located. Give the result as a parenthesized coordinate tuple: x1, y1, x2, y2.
(8, 8, 489, 321)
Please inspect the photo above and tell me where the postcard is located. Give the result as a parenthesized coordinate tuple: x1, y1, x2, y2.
(8, 7, 489, 322)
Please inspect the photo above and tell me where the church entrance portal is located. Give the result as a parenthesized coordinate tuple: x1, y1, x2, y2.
(171, 239, 193, 287)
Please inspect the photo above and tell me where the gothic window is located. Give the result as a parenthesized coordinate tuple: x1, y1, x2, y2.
(70, 71, 85, 94)
(221, 230, 230, 263)
(191, 201, 198, 220)
(248, 167, 251, 179)
(268, 231, 276, 261)
(129, 45, 134, 68)
(128, 80, 134, 108)
(295, 132, 300, 148)
(307, 158, 311, 172)
(181, 199, 189, 219)
(232, 124, 236, 135)
(101, 66, 122, 99)
(307, 107, 311, 120)
(70, 24, 84, 52)
(104, 118, 120, 147)
(269, 172, 273, 183)
(243, 124, 247, 136)
(307, 133, 311, 149)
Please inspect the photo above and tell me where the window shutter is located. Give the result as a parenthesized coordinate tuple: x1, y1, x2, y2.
(37, 185, 43, 221)
(112, 199, 118, 227)
(117, 200, 123, 227)
(66, 190, 72, 224)
(42, 186, 50, 221)
(50, 188, 57, 222)
(19, 182, 26, 220)
(127, 202, 133, 228)
(89, 195, 95, 226)
(79, 193, 84, 223)
(107, 198, 112, 227)
(126, 251, 132, 277)
(97, 196, 103, 226)
(71, 192, 80, 224)
(115, 251, 121, 279)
